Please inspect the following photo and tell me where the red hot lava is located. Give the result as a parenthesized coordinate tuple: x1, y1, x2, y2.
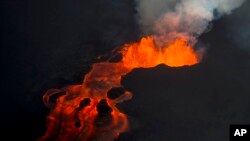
(38, 36, 199, 141)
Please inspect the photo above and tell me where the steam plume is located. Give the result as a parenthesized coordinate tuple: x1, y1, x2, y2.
(135, 0, 245, 45)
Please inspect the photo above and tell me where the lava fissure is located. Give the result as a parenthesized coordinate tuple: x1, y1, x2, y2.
(38, 36, 199, 141)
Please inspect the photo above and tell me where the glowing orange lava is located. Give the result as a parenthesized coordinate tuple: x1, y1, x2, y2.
(38, 36, 199, 141)
(121, 36, 198, 68)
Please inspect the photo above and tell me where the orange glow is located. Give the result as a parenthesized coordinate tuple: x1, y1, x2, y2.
(38, 36, 199, 141)
(121, 36, 198, 68)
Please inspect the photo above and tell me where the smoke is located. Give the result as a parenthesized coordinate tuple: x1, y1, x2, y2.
(135, 0, 245, 45)
(225, 0, 250, 51)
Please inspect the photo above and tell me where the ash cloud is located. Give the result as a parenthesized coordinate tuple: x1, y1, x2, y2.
(135, 0, 246, 45)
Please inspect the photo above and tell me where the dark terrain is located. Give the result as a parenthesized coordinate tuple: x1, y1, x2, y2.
(1, 0, 250, 140)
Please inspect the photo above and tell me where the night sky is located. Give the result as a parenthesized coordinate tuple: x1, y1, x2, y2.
(1, 0, 250, 141)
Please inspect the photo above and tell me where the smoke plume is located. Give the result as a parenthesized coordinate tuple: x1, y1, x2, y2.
(135, 0, 245, 45)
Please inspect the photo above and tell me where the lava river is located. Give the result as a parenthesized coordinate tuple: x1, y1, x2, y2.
(38, 36, 199, 141)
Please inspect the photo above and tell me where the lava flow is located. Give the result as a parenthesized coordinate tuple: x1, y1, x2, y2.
(38, 36, 199, 141)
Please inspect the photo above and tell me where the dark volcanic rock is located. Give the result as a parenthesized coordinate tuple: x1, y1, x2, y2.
(118, 63, 250, 141)
(95, 99, 113, 127)
(76, 98, 91, 111)
(96, 99, 113, 116)
(107, 87, 126, 100)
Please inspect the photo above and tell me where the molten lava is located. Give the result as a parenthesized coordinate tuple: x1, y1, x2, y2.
(38, 36, 199, 141)
(121, 36, 198, 68)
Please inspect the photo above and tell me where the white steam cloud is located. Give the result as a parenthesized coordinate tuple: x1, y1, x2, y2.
(135, 0, 245, 45)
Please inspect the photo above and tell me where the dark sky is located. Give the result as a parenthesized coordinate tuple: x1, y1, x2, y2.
(1, 0, 250, 141)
